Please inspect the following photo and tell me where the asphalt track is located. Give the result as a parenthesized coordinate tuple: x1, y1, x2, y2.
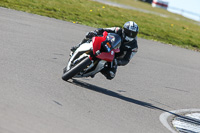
(0, 7, 200, 133)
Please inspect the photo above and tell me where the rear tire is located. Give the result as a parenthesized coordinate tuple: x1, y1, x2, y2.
(62, 57, 91, 81)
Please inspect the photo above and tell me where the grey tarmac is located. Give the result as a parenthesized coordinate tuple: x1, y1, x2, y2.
(0, 7, 200, 133)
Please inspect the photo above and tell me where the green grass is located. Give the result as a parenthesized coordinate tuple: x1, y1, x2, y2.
(0, 0, 199, 51)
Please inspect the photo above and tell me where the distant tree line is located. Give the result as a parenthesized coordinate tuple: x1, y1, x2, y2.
(139, 0, 153, 4)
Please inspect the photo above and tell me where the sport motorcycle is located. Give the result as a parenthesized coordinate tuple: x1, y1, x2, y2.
(62, 31, 121, 81)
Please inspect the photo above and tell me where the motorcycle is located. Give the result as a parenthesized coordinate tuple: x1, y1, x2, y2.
(62, 31, 121, 81)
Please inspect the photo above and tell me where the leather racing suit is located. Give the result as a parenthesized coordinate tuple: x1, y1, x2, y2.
(73, 27, 138, 80)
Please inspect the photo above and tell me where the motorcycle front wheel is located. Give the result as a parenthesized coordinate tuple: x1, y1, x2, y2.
(62, 57, 91, 81)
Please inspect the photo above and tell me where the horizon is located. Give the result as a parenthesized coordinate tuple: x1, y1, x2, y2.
(166, 0, 200, 22)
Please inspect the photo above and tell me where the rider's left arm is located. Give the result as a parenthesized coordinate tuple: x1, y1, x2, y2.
(95, 27, 121, 35)
(117, 39, 138, 66)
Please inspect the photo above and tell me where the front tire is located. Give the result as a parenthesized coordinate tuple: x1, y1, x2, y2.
(62, 57, 91, 81)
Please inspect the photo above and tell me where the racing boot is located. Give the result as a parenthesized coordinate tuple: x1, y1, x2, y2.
(70, 45, 79, 53)
(70, 44, 80, 57)
(101, 60, 117, 80)
(101, 68, 116, 80)
(70, 38, 89, 56)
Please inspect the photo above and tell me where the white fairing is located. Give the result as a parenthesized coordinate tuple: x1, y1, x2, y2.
(74, 60, 106, 78)
(67, 42, 92, 71)
(66, 42, 107, 78)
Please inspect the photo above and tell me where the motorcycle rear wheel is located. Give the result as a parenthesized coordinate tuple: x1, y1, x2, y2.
(62, 57, 91, 81)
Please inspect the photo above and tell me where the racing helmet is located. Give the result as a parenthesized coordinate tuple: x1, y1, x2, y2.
(123, 21, 139, 41)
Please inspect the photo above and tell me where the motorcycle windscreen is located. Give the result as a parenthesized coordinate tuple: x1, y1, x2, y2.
(107, 33, 121, 49)
(92, 36, 106, 55)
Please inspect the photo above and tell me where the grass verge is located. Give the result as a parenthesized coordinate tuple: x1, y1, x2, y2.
(0, 0, 199, 51)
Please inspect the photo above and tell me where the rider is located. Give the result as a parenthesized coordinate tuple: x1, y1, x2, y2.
(71, 21, 139, 80)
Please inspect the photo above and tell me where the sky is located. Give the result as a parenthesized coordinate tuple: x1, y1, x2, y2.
(166, 0, 200, 21)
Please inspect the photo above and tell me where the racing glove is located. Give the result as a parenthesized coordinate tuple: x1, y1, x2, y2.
(86, 31, 97, 39)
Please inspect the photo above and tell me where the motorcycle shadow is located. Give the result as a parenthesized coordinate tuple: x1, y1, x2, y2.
(68, 79, 158, 110)
(67, 79, 200, 127)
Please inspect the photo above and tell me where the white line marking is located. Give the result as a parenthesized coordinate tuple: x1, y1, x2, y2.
(159, 109, 200, 133)
(172, 113, 200, 132)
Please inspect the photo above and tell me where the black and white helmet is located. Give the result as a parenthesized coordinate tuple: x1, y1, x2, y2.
(123, 21, 139, 41)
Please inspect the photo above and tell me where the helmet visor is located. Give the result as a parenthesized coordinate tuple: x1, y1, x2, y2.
(124, 28, 138, 38)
